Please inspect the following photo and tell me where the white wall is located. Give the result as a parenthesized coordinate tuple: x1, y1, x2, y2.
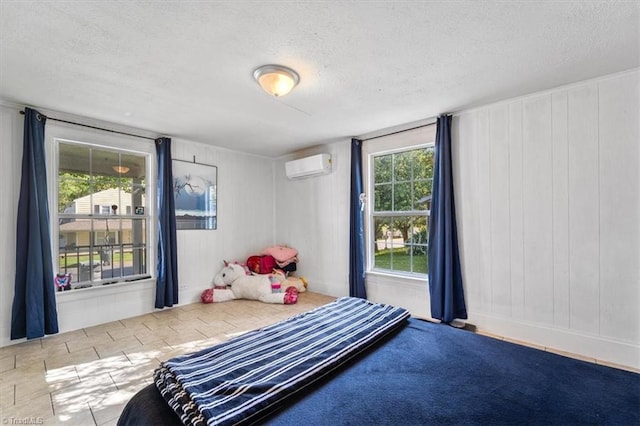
(0, 104, 23, 347)
(0, 102, 275, 347)
(172, 139, 275, 303)
(274, 141, 351, 298)
(273, 70, 639, 369)
(454, 69, 639, 368)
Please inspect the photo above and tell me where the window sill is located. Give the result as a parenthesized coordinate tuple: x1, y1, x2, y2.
(366, 270, 428, 285)
(55, 277, 155, 302)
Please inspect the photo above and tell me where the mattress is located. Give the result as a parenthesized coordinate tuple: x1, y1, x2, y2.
(152, 297, 409, 425)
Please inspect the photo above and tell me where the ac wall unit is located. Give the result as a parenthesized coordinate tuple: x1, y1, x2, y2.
(285, 153, 332, 179)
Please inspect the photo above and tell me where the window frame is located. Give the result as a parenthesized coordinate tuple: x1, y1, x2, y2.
(46, 123, 156, 292)
(363, 124, 436, 280)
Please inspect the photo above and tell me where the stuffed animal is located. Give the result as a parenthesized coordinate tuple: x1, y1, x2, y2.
(201, 261, 298, 304)
(271, 269, 307, 293)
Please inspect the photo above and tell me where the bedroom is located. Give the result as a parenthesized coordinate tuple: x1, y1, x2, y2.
(0, 1, 638, 425)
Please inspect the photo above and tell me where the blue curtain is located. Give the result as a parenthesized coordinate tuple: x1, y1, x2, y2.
(11, 108, 59, 339)
(428, 115, 467, 323)
(155, 137, 179, 308)
(349, 139, 367, 299)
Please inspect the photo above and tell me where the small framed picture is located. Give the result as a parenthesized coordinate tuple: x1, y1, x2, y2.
(135, 206, 145, 215)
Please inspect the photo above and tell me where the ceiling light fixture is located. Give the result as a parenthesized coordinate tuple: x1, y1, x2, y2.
(253, 64, 300, 97)
(112, 165, 130, 174)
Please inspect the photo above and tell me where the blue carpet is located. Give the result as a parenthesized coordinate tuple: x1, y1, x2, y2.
(264, 318, 639, 425)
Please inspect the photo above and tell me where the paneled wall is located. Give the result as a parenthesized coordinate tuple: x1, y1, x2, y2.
(273, 70, 639, 368)
(273, 141, 351, 298)
(0, 105, 22, 347)
(454, 70, 639, 368)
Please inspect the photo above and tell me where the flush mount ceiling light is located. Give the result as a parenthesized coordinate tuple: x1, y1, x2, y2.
(253, 64, 300, 97)
(112, 165, 130, 174)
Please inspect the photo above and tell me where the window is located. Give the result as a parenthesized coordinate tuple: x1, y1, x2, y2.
(94, 205, 112, 215)
(365, 125, 436, 277)
(56, 140, 150, 288)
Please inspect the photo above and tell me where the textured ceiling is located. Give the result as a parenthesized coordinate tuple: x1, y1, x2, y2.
(1, 1, 638, 157)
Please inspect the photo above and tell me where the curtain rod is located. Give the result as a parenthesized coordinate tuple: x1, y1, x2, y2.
(19, 110, 157, 141)
(359, 117, 441, 142)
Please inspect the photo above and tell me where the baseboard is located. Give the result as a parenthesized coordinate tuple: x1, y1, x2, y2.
(179, 286, 206, 305)
(469, 312, 640, 371)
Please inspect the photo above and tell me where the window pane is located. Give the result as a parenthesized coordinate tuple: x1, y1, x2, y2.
(118, 188, 134, 217)
(373, 216, 391, 270)
(118, 154, 146, 216)
(414, 148, 434, 180)
(374, 183, 392, 211)
(374, 155, 392, 184)
(389, 216, 411, 272)
(408, 216, 428, 274)
(58, 142, 91, 214)
(59, 142, 91, 173)
(120, 152, 146, 178)
(92, 148, 120, 177)
(389, 217, 405, 251)
(413, 179, 432, 211)
(118, 175, 134, 199)
(393, 151, 412, 182)
(129, 183, 146, 216)
(59, 175, 92, 214)
(91, 147, 132, 217)
(58, 218, 95, 284)
(129, 219, 147, 276)
(411, 245, 428, 274)
(393, 182, 412, 211)
(93, 218, 117, 271)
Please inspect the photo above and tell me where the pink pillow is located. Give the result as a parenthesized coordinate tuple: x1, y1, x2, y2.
(263, 245, 298, 263)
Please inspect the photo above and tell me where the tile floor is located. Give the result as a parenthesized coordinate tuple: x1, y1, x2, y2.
(0, 292, 335, 426)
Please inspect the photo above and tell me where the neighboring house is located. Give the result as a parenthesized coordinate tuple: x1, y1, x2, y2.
(59, 188, 145, 249)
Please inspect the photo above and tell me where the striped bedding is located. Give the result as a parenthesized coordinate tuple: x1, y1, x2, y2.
(154, 297, 410, 426)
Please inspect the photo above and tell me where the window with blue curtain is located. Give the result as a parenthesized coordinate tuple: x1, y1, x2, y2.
(363, 125, 437, 282)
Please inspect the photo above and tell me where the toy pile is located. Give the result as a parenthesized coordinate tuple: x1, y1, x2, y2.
(201, 245, 306, 305)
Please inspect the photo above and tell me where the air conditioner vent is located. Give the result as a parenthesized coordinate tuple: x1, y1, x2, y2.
(285, 154, 332, 179)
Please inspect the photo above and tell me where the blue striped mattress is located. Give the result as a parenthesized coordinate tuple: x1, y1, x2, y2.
(154, 297, 410, 425)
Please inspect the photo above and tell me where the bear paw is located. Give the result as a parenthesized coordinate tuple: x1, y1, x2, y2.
(201, 288, 214, 304)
